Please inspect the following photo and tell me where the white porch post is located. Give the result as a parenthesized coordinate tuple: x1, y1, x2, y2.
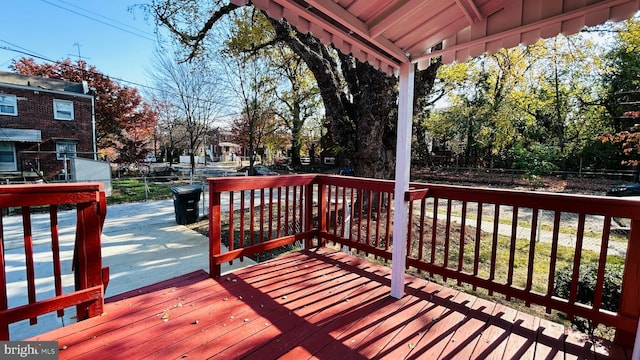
(391, 62, 415, 299)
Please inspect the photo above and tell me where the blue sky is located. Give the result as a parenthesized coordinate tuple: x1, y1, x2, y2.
(0, 0, 161, 89)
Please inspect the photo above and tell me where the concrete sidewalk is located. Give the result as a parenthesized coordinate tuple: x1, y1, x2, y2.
(6, 198, 255, 340)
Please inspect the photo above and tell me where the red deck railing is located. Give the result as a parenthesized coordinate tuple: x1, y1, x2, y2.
(0, 183, 108, 340)
(208, 174, 640, 347)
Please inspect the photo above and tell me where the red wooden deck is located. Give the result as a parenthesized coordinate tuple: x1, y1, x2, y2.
(28, 247, 630, 359)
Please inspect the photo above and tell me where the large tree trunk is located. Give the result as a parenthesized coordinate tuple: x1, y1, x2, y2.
(270, 20, 398, 179)
(343, 54, 398, 179)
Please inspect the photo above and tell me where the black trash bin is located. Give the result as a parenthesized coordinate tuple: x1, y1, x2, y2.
(171, 185, 202, 225)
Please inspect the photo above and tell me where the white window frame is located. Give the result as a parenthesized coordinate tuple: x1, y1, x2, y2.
(53, 99, 74, 120)
(0, 94, 17, 116)
(56, 141, 77, 160)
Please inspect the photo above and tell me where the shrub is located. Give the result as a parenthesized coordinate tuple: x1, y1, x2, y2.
(510, 144, 561, 178)
(554, 263, 623, 333)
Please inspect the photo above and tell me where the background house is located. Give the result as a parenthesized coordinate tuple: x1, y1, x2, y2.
(0, 72, 95, 181)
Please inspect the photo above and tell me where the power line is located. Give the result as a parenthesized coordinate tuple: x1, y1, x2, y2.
(40, 0, 158, 43)
(0, 39, 49, 60)
(0, 44, 155, 90)
(49, 0, 156, 38)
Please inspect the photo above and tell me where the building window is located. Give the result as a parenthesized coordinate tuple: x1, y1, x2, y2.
(53, 99, 74, 120)
(56, 141, 77, 160)
(0, 143, 16, 171)
(0, 95, 17, 116)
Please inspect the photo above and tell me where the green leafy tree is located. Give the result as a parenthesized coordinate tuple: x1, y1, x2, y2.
(427, 32, 610, 172)
(429, 48, 528, 166)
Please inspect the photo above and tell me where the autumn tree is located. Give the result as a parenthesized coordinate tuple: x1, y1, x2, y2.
(11, 58, 157, 162)
(600, 17, 640, 173)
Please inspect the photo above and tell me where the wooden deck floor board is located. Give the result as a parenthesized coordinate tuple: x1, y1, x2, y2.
(502, 311, 541, 360)
(469, 303, 518, 359)
(76, 280, 258, 359)
(438, 296, 497, 359)
(405, 288, 470, 359)
(25, 248, 631, 360)
(239, 273, 376, 359)
(534, 318, 566, 359)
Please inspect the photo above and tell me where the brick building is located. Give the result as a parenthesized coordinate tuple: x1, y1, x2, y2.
(0, 71, 95, 181)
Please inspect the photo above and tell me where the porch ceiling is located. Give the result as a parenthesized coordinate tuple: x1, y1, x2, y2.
(238, 0, 640, 73)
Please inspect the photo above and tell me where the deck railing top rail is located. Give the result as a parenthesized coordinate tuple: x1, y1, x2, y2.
(410, 182, 640, 218)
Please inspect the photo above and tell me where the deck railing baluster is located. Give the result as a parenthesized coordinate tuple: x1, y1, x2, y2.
(457, 201, 467, 286)
(384, 193, 391, 257)
(250, 190, 255, 245)
(472, 202, 482, 291)
(0, 210, 6, 339)
(374, 191, 382, 253)
(228, 191, 235, 252)
(276, 187, 282, 239)
(524, 208, 539, 307)
(259, 189, 265, 242)
(443, 199, 452, 279)
(333, 185, 340, 236)
(506, 206, 518, 300)
(546, 211, 562, 314)
(49, 205, 64, 317)
(365, 191, 373, 249)
(593, 215, 611, 313)
(21, 207, 37, 324)
(357, 189, 363, 245)
(284, 187, 289, 235)
(340, 186, 346, 238)
(240, 191, 245, 249)
(430, 198, 438, 277)
(407, 198, 413, 270)
(488, 203, 500, 296)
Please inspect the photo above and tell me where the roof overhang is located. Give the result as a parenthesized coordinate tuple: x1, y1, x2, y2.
(240, 0, 640, 74)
